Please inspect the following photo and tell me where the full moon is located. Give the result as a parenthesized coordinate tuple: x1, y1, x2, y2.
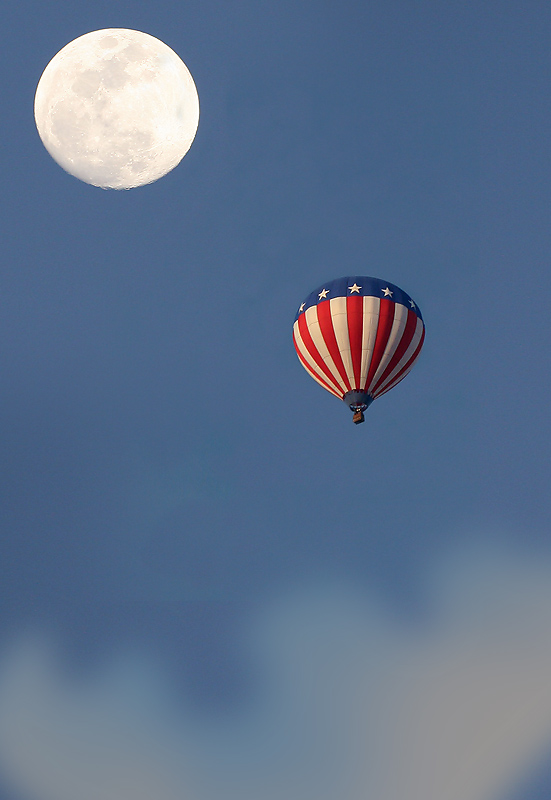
(34, 29, 199, 189)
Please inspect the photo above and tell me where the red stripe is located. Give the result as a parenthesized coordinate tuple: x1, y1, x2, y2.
(363, 298, 395, 393)
(371, 308, 418, 394)
(346, 295, 363, 390)
(297, 312, 344, 392)
(372, 327, 425, 398)
(293, 332, 343, 398)
(316, 301, 352, 392)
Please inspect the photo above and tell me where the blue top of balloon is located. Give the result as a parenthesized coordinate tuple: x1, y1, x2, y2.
(294, 276, 423, 323)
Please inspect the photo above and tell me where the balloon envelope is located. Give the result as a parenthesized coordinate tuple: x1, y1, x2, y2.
(293, 277, 425, 418)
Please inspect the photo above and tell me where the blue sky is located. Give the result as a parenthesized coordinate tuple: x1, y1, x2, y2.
(1, 2, 551, 798)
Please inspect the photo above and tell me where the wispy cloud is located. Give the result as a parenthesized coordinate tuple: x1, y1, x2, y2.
(1, 545, 551, 800)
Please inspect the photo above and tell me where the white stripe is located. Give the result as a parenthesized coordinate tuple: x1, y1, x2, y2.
(360, 296, 380, 390)
(367, 303, 409, 393)
(293, 321, 344, 398)
(373, 317, 424, 396)
(295, 348, 343, 399)
(304, 305, 348, 394)
(329, 297, 354, 388)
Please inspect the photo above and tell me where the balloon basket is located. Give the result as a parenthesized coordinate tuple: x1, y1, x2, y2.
(352, 410, 365, 425)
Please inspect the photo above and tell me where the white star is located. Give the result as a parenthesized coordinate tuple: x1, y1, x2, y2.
(381, 287, 393, 297)
(348, 283, 362, 293)
(409, 299, 416, 308)
(299, 302, 305, 312)
(318, 288, 329, 300)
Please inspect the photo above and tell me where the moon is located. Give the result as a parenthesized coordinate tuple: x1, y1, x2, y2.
(34, 29, 199, 189)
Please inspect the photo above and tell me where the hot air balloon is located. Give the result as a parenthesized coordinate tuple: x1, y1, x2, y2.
(293, 277, 425, 424)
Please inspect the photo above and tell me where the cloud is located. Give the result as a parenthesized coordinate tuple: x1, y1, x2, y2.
(1, 545, 551, 800)
(0, 641, 201, 800)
